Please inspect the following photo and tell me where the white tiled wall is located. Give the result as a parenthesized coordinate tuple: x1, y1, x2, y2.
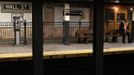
(0, 5, 32, 22)
(23, 13, 32, 22)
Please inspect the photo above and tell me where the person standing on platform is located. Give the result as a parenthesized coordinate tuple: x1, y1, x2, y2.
(119, 20, 131, 43)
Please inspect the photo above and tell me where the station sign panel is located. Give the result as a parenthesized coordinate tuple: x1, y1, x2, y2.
(69, 10, 82, 16)
(64, 10, 82, 16)
(1, 2, 32, 13)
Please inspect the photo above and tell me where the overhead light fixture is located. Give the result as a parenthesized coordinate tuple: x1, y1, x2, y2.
(113, 6, 119, 12)
(130, 7, 133, 11)
(114, 0, 120, 3)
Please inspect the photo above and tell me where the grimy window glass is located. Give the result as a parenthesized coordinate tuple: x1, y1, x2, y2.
(0, 1, 32, 75)
(104, 3, 134, 75)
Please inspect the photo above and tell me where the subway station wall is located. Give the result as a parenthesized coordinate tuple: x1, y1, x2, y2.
(0, 2, 32, 22)
(54, 7, 90, 22)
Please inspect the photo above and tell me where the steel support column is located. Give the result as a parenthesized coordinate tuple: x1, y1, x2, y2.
(93, 1, 104, 75)
(32, 1, 44, 75)
(63, 21, 70, 45)
(131, 21, 134, 42)
(131, 11, 134, 42)
(63, 3, 70, 45)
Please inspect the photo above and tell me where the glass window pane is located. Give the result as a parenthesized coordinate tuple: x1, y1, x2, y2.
(104, 4, 134, 74)
(43, 2, 93, 74)
(0, 1, 32, 75)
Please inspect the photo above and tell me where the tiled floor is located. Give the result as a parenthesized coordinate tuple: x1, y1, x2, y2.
(0, 42, 134, 59)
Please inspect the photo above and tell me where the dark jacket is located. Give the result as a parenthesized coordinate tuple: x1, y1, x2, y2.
(119, 21, 125, 33)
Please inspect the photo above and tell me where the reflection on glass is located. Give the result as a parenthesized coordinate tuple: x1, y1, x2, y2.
(0, 2, 32, 60)
(104, 5, 134, 53)
(43, 3, 93, 57)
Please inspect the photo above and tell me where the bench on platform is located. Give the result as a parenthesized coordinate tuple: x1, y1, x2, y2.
(105, 30, 120, 42)
(75, 29, 93, 43)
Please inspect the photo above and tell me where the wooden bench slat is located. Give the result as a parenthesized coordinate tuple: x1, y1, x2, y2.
(75, 29, 93, 43)
(105, 30, 120, 42)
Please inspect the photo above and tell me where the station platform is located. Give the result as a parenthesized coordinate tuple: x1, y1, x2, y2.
(0, 42, 134, 61)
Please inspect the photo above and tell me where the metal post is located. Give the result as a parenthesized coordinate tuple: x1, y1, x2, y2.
(13, 20, 16, 45)
(32, 1, 43, 75)
(15, 20, 21, 45)
(63, 21, 70, 45)
(93, 1, 104, 75)
(16, 29, 20, 45)
(131, 11, 134, 42)
(63, 3, 70, 45)
(24, 20, 27, 45)
(79, 19, 81, 30)
(131, 21, 134, 42)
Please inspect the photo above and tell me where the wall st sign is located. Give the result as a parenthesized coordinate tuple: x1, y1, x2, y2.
(3, 4, 29, 10)
(1, 2, 31, 13)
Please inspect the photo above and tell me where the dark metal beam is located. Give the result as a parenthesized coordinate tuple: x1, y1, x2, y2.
(131, 21, 134, 42)
(32, 1, 43, 75)
(93, 0, 104, 75)
(63, 21, 70, 45)
(0, 0, 31, 2)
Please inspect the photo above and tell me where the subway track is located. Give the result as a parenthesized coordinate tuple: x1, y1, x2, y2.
(0, 53, 134, 75)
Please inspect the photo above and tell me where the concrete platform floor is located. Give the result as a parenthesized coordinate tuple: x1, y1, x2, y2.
(0, 42, 134, 59)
